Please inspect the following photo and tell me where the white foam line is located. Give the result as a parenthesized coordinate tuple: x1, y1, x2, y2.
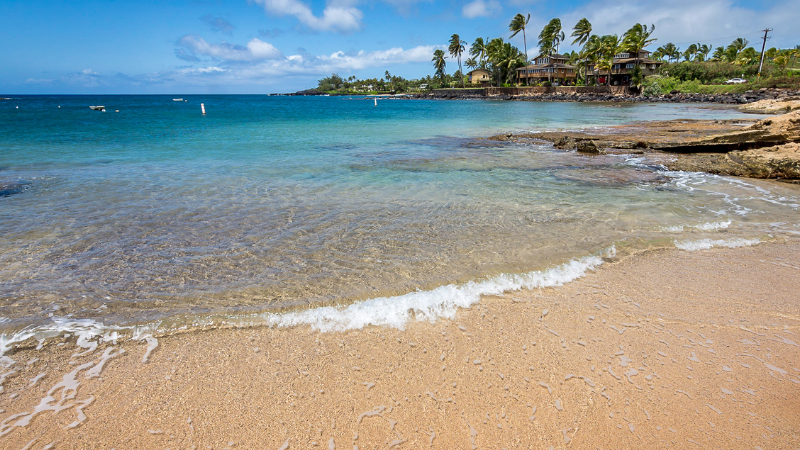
(674, 238, 760, 251)
(661, 220, 732, 233)
(0, 318, 125, 359)
(694, 220, 731, 231)
(260, 254, 606, 332)
(1, 249, 614, 350)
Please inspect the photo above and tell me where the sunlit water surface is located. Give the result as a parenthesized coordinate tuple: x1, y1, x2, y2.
(1, 95, 798, 336)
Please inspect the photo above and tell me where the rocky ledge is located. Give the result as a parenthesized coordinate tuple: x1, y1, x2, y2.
(488, 110, 800, 179)
(419, 88, 800, 105)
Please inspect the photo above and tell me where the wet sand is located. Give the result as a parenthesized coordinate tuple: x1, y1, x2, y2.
(2, 240, 799, 449)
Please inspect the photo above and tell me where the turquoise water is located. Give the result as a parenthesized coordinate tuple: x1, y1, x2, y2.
(1, 95, 799, 334)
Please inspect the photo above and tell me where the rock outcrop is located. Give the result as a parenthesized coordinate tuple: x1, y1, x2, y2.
(666, 143, 800, 179)
(417, 88, 800, 106)
(489, 110, 800, 179)
(576, 140, 606, 155)
(739, 98, 800, 114)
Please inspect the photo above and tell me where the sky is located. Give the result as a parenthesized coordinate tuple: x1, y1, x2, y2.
(2, 0, 798, 94)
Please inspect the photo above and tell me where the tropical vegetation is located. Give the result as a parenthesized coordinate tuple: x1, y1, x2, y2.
(316, 17, 799, 94)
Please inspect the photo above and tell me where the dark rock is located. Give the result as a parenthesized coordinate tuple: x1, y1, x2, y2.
(576, 140, 606, 155)
(553, 136, 573, 149)
(0, 181, 30, 197)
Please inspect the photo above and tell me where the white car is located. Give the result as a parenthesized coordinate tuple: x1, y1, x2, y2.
(725, 78, 747, 84)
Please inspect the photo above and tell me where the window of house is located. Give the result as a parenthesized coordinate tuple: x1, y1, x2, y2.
(626, 63, 634, 69)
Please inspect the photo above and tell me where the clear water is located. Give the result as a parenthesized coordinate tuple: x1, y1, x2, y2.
(1, 95, 798, 334)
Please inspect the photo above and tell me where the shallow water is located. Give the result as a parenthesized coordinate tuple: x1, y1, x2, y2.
(1, 95, 799, 336)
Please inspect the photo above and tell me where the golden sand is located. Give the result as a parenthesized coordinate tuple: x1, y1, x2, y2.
(1, 241, 799, 449)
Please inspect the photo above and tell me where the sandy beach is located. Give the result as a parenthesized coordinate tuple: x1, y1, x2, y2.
(1, 239, 798, 449)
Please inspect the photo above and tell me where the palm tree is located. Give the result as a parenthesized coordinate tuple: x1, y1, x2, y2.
(621, 23, 657, 70)
(486, 38, 503, 87)
(465, 57, 477, 70)
(538, 18, 565, 56)
(470, 37, 489, 69)
(432, 49, 447, 84)
(683, 44, 698, 62)
(735, 47, 758, 66)
(385, 71, 393, 91)
(509, 13, 531, 64)
(580, 34, 603, 83)
(602, 34, 621, 57)
(660, 43, 680, 63)
(571, 18, 592, 47)
(449, 34, 466, 88)
(599, 35, 620, 85)
(494, 42, 526, 85)
(697, 44, 711, 62)
(596, 57, 613, 86)
(774, 53, 790, 69)
(725, 38, 749, 62)
(711, 46, 725, 62)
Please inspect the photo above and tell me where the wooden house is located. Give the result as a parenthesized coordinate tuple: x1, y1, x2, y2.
(515, 53, 578, 85)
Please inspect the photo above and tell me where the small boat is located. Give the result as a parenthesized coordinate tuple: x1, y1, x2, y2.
(89, 106, 105, 111)
(173, 98, 183, 102)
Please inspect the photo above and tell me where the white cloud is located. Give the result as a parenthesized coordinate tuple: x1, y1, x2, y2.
(462, 0, 501, 19)
(252, 0, 363, 33)
(178, 36, 283, 61)
(163, 43, 443, 88)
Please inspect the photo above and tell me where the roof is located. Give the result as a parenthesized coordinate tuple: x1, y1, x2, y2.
(516, 62, 577, 71)
(612, 58, 664, 65)
(531, 53, 569, 61)
(467, 68, 491, 74)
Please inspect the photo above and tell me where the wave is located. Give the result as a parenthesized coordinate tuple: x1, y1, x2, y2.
(674, 238, 759, 251)
(258, 252, 610, 332)
(0, 249, 613, 356)
(661, 220, 732, 233)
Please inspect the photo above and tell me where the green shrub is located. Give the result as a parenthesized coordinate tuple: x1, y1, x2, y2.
(642, 82, 661, 97)
(542, 81, 552, 87)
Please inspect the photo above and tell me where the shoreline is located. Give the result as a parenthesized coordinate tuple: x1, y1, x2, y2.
(294, 87, 800, 107)
(1, 239, 798, 448)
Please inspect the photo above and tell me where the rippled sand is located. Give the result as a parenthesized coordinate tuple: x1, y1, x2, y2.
(1, 241, 799, 449)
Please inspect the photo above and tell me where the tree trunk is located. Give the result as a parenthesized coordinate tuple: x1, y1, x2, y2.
(523, 30, 529, 86)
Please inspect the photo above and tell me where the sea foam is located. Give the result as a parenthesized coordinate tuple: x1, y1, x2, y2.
(674, 238, 760, 251)
(1, 251, 611, 353)
(260, 253, 607, 332)
(0, 318, 123, 361)
(661, 220, 731, 233)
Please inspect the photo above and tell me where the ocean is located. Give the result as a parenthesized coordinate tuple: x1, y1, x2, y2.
(1, 95, 799, 343)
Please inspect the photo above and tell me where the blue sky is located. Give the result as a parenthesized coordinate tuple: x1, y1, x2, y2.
(2, 0, 798, 94)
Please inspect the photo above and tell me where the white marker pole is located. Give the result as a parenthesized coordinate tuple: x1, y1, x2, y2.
(201, 103, 206, 115)
(374, 98, 377, 107)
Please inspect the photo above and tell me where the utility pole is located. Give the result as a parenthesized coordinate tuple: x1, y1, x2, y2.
(757, 28, 772, 77)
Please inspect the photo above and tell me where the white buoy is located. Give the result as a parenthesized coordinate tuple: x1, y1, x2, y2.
(201, 103, 206, 115)
(374, 98, 377, 107)
(58, 105, 61, 108)
(115, 110, 119, 113)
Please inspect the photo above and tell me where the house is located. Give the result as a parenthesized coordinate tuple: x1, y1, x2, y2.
(467, 68, 492, 86)
(516, 53, 578, 85)
(588, 50, 663, 86)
